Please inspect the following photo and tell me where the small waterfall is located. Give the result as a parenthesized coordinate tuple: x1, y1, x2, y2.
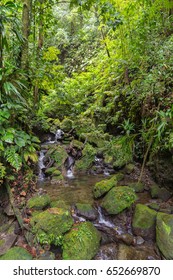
(65, 155, 75, 179)
(97, 207, 115, 228)
(38, 151, 45, 181)
(55, 129, 64, 142)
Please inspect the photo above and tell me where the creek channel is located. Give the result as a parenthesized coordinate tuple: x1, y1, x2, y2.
(36, 130, 161, 260)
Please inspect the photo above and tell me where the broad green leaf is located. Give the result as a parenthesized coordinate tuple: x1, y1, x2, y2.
(14, 137, 26, 147)
(2, 132, 14, 143)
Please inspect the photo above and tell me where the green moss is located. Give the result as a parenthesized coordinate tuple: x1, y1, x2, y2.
(30, 208, 73, 245)
(132, 204, 157, 229)
(45, 166, 57, 175)
(0, 247, 32, 260)
(46, 145, 68, 169)
(61, 118, 74, 132)
(156, 212, 173, 259)
(62, 222, 101, 260)
(71, 140, 84, 149)
(93, 175, 117, 198)
(50, 200, 69, 209)
(27, 194, 51, 210)
(101, 186, 137, 214)
(129, 182, 145, 193)
(75, 143, 96, 172)
(150, 184, 160, 198)
(76, 203, 93, 212)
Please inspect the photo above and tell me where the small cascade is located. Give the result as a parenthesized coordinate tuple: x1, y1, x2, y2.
(97, 206, 115, 228)
(55, 129, 64, 142)
(38, 151, 46, 181)
(65, 155, 75, 179)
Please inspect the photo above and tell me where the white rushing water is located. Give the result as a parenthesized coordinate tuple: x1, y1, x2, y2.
(66, 169, 75, 179)
(97, 206, 115, 228)
(38, 151, 46, 181)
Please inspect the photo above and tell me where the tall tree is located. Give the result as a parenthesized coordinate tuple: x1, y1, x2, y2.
(21, 0, 31, 71)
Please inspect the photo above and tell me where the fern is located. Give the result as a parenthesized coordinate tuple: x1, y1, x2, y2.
(4, 147, 22, 171)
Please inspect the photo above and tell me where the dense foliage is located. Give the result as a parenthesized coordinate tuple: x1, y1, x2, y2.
(0, 0, 173, 183)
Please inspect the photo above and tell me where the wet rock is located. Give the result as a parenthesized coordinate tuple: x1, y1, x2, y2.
(62, 222, 101, 260)
(156, 212, 173, 259)
(75, 203, 98, 221)
(148, 202, 160, 211)
(118, 243, 160, 260)
(117, 234, 135, 245)
(93, 175, 117, 198)
(129, 182, 145, 193)
(101, 186, 137, 215)
(0, 246, 32, 260)
(27, 194, 51, 210)
(30, 208, 73, 245)
(0, 234, 17, 256)
(134, 236, 145, 245)
(132, 204, 157, 240)
(150, 184, 172, 201)
(94, 243, 118, 260)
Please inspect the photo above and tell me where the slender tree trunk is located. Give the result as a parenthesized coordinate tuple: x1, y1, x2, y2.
(33, 0, 44, 107)
(21, 0, 31, 71)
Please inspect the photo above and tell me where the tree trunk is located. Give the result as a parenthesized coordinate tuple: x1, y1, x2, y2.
(21, 0, 31, 71)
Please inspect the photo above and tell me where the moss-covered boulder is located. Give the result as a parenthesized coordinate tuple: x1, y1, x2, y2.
(150, 184, 160, 198)
(156, 212, 173, 259)
(27, 194, 51, 210)
(0, 247, 32, 260)
(129, 182, 145, 193)
(75, 203, 98, 221)
(75, 143, 96, 172)
(30, 208, 73, 245)
(101, 186, 137, 214)
(124, 163, 135, 174)
(132, 204, 157, 240)
(150, 184, 172, 201)
(61, 118, 73, 132)
(62, 222, 101, 260)
(93, 176, 117, 198)
(45, 145, 68, 170)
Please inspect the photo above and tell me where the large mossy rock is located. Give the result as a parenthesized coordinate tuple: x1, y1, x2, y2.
(156, 212, 173, 259)
(27, 194, 51, 210)
(30, 208, 73, 245)
(93, 175, 117, 198)
(75, 143, 96, 172)
(45, 145, 68, 169)
(101, 186, 137, 215)
(0, 247, 32, 260)
(132, 204, 157, 240)
(62, 222, 101, 260)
